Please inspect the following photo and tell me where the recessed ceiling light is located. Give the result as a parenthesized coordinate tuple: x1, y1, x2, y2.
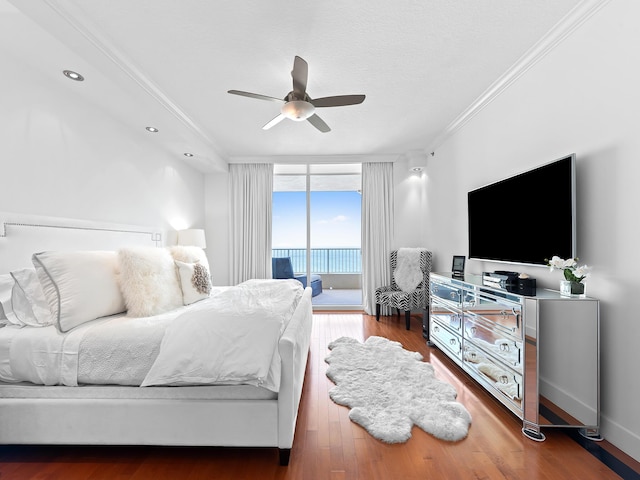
(146, 127, 159, 133)
(63, 70, 84, 81)
(183, 153, 194, 157)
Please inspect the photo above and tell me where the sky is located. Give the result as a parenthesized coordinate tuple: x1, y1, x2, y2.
(272, 191, 362, 248)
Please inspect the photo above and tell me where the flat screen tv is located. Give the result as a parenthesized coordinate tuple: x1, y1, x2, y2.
(467, 154, 576, 266)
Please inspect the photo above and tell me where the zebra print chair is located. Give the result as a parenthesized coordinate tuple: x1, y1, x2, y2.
(375, 249, 432, 331)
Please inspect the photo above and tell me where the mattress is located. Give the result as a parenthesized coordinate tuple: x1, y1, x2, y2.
(0, 382, 277, 400)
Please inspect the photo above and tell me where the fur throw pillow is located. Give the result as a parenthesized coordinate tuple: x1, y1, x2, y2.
(118, 247, 183, 317)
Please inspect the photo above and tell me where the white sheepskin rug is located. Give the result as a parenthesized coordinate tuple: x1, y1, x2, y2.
(325, 336, 472, 443)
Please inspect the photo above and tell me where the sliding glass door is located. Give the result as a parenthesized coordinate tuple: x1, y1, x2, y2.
(272, 164, 362, 309)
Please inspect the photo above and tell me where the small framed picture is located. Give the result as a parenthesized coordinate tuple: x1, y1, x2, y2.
(452, 255, 466, 276)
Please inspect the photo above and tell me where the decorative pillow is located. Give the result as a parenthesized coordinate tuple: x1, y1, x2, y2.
(10, 269, 54, 327)
(175, 260, 212, 305)
(118, 247, 183, 317)
(32, 250, 126, 332)
(168, 245, 210, 272)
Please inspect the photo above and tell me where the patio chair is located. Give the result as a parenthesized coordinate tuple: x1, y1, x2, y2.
(272, 257, 323, 297)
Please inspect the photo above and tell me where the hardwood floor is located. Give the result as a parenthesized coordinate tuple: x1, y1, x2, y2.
(0, 313, 638, 479)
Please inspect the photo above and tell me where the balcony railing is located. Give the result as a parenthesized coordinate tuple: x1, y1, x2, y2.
(272, 248, 361, 274)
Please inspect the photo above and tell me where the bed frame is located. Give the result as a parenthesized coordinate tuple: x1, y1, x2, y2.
(0, 212, 313, 465)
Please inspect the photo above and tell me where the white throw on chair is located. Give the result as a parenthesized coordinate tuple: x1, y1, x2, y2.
(375, 248, 432, 331)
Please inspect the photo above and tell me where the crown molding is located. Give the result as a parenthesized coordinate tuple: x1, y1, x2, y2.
(427, 0, 613, 153)
(227, 154, 401, 164)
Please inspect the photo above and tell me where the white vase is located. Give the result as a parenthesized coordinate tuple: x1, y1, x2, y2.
(560, 280, 585, 296)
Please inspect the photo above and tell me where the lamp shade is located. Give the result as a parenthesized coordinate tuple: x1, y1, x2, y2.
(177, 229, 206, 248)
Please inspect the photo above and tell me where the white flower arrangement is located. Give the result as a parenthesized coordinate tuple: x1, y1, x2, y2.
(546, 256, 590, 283)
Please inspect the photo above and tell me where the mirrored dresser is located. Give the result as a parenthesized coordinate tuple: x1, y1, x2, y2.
(429, 272, 600, 441)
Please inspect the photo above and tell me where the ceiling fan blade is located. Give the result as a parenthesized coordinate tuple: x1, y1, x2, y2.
(291, 56, 308, 98)
(311, 94, 366, 108)
(228, 90, 284, 103)
(307, 114, 331, 133)
(262, 114, 286, 130)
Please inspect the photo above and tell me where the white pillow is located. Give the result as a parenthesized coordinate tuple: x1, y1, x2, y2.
(168, 245, 210, 272)
(175, 260, 211, 305)
(32, 250, 126, 332)
(10, 269, 54, 327)
(0, 274, 21, 326)
(118, 247, 183, 317)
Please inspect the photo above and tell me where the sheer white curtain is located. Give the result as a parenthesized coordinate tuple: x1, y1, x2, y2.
(229, 163, 273, 284)
(361, 162, 394, 315)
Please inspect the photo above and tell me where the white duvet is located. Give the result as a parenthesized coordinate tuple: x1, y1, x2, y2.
(0, 279, 303, 392)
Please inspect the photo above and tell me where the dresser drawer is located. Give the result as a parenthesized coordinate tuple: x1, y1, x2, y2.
(465, 300, 522, 338)
(431, 282, 473, 309)
(463, 315, 522, 372)
(463, 340, 523, 411)
(430, 303, 463, 333)
(431, 319, 462, 360)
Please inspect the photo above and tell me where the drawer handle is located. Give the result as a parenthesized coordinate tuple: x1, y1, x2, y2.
(499, 342, 510, 352)
(518, 348, 521, 365)
(513, 307, 521, 330)
(449, 338, 457, 346)
(469, 326, 477, 336)
(433, 325, 439, 333)
(499, 375, 509, 384)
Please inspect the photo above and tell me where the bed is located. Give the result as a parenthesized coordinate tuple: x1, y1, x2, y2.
(0, 212, 313, 465)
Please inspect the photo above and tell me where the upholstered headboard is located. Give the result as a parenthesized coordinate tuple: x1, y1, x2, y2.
(0, 211, 162, 273)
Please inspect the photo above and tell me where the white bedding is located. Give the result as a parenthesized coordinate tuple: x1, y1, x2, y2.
(0, 279, 303, 392)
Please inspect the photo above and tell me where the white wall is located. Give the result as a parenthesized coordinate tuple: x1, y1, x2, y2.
(393, 158, 428, 251)
(424, 0, 640, 460)
(0, 43, 205, 243)
(204, 172, 230, 286)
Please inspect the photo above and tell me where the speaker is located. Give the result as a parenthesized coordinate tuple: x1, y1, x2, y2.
(518, 278, 537, 296)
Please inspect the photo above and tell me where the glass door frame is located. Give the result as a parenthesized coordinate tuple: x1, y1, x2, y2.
(273, 163, 363, 310)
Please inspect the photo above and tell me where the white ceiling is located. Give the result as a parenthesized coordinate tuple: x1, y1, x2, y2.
(5, 0, 588, 172)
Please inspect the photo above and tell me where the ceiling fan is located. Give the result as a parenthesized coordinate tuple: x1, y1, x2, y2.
(228, 56, 365, 133)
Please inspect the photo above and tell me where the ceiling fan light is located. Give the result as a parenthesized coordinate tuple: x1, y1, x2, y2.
(281, 100, 315, 121)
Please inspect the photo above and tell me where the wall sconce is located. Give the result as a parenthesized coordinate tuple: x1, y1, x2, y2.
(177, 229, 206, 248)
(406, 150, 428, 174)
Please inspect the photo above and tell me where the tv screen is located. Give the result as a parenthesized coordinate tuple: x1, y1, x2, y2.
(467, 154, 576, 266)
